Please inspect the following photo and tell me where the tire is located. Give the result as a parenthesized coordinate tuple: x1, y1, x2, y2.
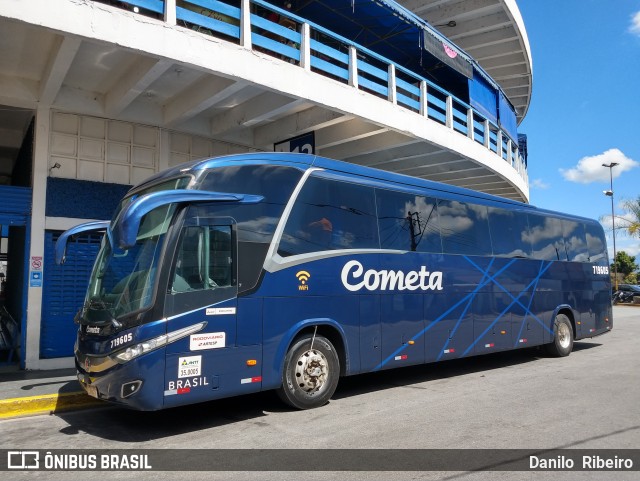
(545, 313, 574, 357)
(277, 334, 340, 410)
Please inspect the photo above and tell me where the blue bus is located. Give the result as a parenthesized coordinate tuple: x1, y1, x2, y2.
(56, 153, 612, 410)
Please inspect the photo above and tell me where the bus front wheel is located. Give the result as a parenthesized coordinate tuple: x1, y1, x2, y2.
(278, 334, 340, 409)
(545, 313, 574, 357)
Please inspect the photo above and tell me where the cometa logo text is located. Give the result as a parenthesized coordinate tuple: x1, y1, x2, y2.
(341, 260, 443, 292)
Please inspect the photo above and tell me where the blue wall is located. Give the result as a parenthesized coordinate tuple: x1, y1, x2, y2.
(42, 178, 132, 358)
(46, 178, 132, 220)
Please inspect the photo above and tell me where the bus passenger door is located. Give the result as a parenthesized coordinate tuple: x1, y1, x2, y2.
(163, 221, 245, 405)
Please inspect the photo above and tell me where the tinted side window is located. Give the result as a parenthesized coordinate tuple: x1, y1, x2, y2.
(172, 225, 233, 292)
(278, 176, 379, 256)
(200, 165, 303, 204)
(527, 215, 566, 261)
(188, 204, 278, 293)
(586, 222, 607, 262)
(196, 165, 303, 292)
(488, 207, 531, 258)
(562, 220, 589, 262)
(438, 200, 492, 256)
(165, 220, 237, 317)
(376, 189, 441, 253)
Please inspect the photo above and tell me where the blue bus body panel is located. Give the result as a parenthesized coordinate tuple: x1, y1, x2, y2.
(161, 297, 266, 406)
(261, 299, 358, 390)
(251, 251, 610, 380)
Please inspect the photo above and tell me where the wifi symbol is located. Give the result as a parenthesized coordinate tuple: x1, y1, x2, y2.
(296, 270, 311, 285)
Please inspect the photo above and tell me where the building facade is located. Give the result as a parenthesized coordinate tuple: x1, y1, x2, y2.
(0, 0, 532, 369)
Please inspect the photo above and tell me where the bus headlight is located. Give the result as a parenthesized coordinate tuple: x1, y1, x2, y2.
(111, 322, 207, 364)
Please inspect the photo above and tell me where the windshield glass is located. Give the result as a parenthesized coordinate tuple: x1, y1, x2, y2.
(83, 177, 189, 323)
(85, 204, 175, 321)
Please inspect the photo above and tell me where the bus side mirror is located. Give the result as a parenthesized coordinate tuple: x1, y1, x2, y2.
(55, 221, 110, 265)
(113, 190, 263, 249)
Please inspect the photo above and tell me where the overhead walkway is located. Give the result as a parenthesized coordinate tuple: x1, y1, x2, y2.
(0, 0, 528, 200)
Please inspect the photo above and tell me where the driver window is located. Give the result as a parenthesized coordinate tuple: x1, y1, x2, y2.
(172, 225, 233, 292)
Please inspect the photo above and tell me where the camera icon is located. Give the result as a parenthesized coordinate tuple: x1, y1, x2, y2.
(7, 451, 40, 470)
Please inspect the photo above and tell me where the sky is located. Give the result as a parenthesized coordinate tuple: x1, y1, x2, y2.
(517, 0, 640, 260)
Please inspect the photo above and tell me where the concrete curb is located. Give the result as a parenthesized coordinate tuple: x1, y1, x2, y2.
(0, 391, 105, 419)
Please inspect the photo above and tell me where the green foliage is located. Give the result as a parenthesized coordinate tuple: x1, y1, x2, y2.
(611, 251, 638, 277)
(623, 272, 638, 284)
(621, 197, 640, 238)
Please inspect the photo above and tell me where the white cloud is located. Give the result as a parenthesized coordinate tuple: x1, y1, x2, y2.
(530, 178, 550, 190)
(601, 214, 640, 261)
(630, 11, 640, 36)
(601, 213, 635, 232)
(560, 148, 639, 184)
(609, 238, 640, 260)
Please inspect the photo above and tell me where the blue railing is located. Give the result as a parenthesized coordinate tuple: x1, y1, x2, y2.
(177, 0, 241, 39)
(112, 0, 165, 15)
(93, 0, 528, 185)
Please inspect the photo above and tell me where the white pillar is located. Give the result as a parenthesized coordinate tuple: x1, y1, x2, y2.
(164, 0, 176, 26)
(467, 108, 474, 139)
(483, 120, 490, 148)
(240, 0, 252, 49)
(387, 64, 396, 104)
(445, 95, 453, 129)
(419, 80, 427, 117)
(300, 23, 311, 71)
(24, 107, 50, 370)
(348, 46, 358, 88)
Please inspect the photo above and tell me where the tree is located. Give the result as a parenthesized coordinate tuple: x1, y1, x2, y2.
(611, 251, 638, 279)
(621, 197, 640, 238)
(625, 272, 638, 284)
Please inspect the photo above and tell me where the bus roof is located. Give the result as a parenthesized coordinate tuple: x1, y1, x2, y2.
(133, 152, 599, 225)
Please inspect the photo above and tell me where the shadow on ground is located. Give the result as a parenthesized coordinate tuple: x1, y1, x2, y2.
(53, 341, 602, 443)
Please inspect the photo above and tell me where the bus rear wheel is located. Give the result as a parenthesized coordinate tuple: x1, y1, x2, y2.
(545, 313, 573, 357)
(278, 334, 340, 409)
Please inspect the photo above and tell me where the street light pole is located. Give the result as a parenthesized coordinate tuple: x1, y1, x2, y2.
(603, 162, 618, 290)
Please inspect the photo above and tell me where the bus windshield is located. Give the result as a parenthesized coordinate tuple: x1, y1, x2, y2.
(83, 203, 176, 323)
(81, 179, 190, 324)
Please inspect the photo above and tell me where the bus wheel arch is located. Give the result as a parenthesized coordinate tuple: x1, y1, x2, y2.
(277, 323, 345, 409)
(546, 309, 574, 357)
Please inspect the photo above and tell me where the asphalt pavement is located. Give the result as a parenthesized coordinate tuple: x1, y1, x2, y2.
(0, 304, 637, 419)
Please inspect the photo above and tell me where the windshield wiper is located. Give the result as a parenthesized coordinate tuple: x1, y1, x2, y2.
(76, 299, 122, 329)
(88, 298, 113, 310)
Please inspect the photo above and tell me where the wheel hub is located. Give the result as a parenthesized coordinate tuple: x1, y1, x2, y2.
(295, 349, 328, 394)
(558, 322, 571, 349)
